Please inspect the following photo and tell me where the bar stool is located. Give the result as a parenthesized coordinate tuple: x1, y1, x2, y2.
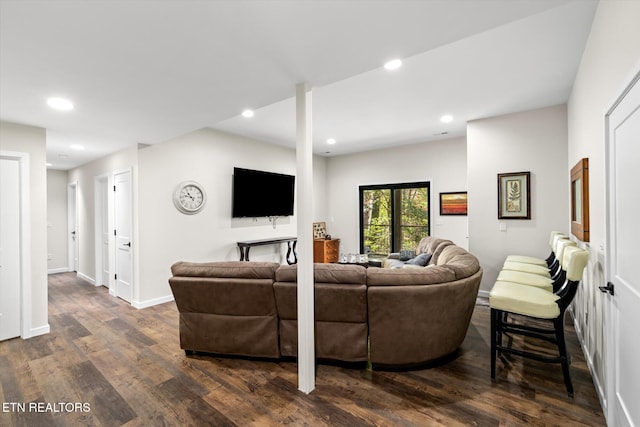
(498, 239, 576, 292)
(489, 246, 589, 397)
(505, 231, 566, 267)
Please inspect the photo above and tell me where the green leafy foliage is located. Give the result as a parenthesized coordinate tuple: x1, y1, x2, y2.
(362, 186, 429, 255)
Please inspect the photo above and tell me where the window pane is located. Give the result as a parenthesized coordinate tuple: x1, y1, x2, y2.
(360, 183, 430, 255)
(362, 189, 391, 254)
(399, 187, 429, 250)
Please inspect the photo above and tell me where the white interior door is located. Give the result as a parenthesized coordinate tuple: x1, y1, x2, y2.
(605, 71, 640, 427)
(95, 175, 110, 287)
(0, 158, 21, 341)
(114, 170, 133, 303)
(67, 182, 78, 272)
(101, 180, 110, 286)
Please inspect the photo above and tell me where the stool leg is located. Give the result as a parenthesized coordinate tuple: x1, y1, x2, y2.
(491, 308, 497, 378)
(555, 316, 574, 397)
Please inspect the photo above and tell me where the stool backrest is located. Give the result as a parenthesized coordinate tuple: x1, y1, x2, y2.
(562, 246, 589, 282)
(557, 247, 589, 311)
(554, 239, 576, 263)
(548, 231, 566, 247)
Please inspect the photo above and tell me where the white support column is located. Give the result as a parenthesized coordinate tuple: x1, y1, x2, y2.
(296, 82, 315, 394)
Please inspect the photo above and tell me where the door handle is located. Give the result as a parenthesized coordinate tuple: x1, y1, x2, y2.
(598, 282, 614, 296)
(123, 242, 131, 247)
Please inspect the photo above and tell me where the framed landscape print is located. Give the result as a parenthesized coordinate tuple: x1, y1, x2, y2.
(498, 172, 531, 219)
(440, 192, 468, 216)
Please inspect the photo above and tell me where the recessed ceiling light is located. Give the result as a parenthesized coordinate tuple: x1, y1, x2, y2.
(384, 59, 402, 70)
(70, 144, 84, 150)
(47, 97, 74, 111)
(241, 109, 254, 118)
(326, 138, 336, 145)
(440, 115, 453, 123)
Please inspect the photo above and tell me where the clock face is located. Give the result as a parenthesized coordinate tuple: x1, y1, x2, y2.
(174, 181, 206, 214)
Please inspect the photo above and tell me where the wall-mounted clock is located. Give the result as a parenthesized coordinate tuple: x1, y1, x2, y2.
(173, 181, 206, 215)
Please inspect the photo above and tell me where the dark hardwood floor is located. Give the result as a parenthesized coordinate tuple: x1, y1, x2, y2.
(0, 273, 605, 426)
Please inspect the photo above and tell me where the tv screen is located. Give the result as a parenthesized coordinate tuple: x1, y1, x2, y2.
(232, 167, 295, 218)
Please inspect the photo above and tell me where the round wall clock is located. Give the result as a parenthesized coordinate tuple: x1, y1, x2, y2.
(173, 181, 206, 215)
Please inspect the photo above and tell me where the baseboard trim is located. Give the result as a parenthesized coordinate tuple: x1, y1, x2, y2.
(77, 271, 96, 285)
(478, 290, 490, 299)
(132, 294, 174, 309)
(28, 324, 50, 338)
(47, 268, 68, 275)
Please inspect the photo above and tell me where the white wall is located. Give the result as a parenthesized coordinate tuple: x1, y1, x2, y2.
(467, 105, 569, 294)
(326, 137, 468, 255)
(137, 128, 327, 304)
(0, 121, 49, 336)
(68, 145, 139, 283)
(46, 169, 68, 273)
(567, 0, 640, 409)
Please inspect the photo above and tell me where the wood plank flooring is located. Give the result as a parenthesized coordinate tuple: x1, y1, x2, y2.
(0, 273, 606, 426)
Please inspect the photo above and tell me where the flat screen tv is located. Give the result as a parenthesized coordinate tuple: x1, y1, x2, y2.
(232, 167, 295, 218)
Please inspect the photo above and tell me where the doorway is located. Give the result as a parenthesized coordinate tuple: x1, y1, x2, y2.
(114, 169, 133, 303)
(0, 151, 30, 340)
(95, 174, 110, 288)
(67, 181, 78, 272)
(605, 69, 640, 427)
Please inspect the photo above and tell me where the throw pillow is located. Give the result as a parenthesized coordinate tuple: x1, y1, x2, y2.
(399, 250, 416, 261)
(405, 253, 432, 266)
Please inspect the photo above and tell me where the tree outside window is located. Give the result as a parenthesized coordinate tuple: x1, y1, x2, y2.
(359, 182, 430, 255)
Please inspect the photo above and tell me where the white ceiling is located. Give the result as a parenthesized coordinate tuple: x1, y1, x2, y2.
(0, 1, 597, 169)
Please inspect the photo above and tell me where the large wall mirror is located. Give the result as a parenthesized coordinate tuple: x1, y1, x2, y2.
(571, 158, 589, 242)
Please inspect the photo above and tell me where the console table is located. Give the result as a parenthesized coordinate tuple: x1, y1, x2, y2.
(237, 237, 297, 265)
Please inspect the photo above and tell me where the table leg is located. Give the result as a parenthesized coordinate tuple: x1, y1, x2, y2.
(286, 241, 298, 265)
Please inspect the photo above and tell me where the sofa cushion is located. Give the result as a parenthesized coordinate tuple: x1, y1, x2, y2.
(367, 265, 456, 286)
(273, 282, 367, 322)
(402, 264, 426, 269)
(436, 245, 480, 280)
(171, 261, 279, 280)
(415, 236, 454, 265)
(405, 253, 432, 266)
(169, 277, 277, 316)
(383, 258, 407, 269)
(399, 250, 416, 261)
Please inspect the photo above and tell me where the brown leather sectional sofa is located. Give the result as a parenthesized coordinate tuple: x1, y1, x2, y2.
(169, 237, 482, 368)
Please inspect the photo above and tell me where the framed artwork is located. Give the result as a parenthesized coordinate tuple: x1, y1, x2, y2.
(440, 192, 468, 216)
(498, 172, 531, 219)
(570, 158, 589, 242)
(313, 222, 327, 239)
